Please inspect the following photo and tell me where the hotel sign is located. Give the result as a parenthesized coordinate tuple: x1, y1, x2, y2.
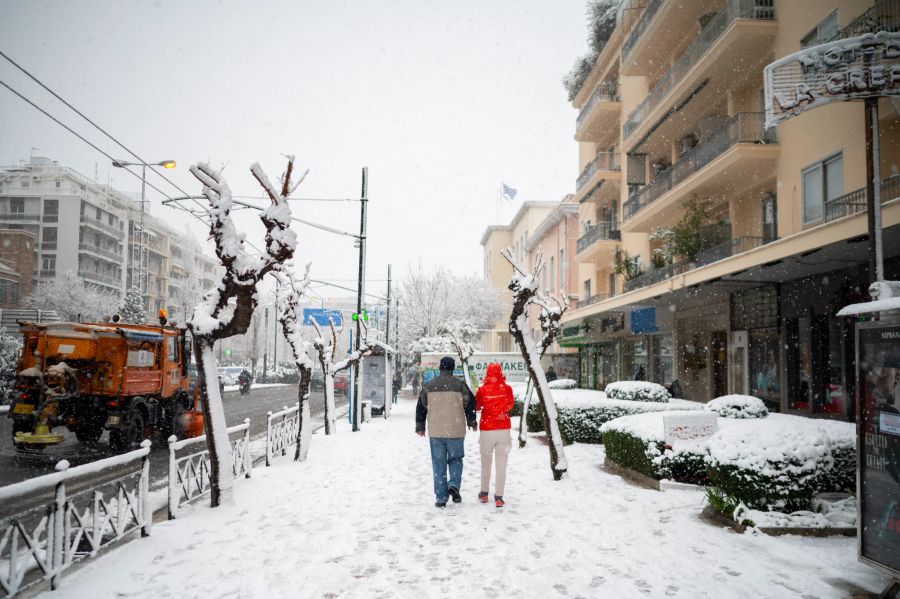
(764, 31, 900, 129)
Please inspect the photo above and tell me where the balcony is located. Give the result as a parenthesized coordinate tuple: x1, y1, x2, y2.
(0, 212, 40, 221)
(78, 269, 122, 289)
(575, 81, 620, 143)
(575, 293, 609, 310)
(622, 0, 776, 146)
(576, 152, 620, 199)
(828, 0, 900, 41)
(79, 242, 124, 263)
(576, 222, 622, 265)
(622, 112, 777, 232)
(824, 176, 900, 224)
(624, 236, 766, 292)
(621, 0, 722, 77)
(80, 214, 123, 238)
(41, 242, 57, 251)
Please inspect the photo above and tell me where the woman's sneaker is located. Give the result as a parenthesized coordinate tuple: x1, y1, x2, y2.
(495, 496, 505, 508)
(478, 492, 489, 503)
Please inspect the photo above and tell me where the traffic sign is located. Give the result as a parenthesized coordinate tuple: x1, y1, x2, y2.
(303, 308, 343, 327)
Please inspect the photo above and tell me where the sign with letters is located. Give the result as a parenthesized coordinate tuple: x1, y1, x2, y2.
(663, 413, 718, 446)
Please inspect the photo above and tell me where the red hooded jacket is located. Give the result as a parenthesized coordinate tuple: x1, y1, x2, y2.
(475, 363, 514, 431)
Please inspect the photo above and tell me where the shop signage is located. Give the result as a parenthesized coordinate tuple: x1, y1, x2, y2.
(631, 307, 658, 334)
(420, 352, 529, 384)
(764, 32, 900, 129)
(856, 322, 900, 578)
(663, 413, 718, 446)
(600, 312, 625, 334)
(562, 325, 583, 338)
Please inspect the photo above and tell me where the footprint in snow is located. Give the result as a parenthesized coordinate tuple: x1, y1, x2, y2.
(553, 583, 568, 595)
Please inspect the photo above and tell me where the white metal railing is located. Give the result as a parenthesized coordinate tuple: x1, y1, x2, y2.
(0, 441, 151, 597)
(167, 420, 252, 519)
(266, 403, 300, 466)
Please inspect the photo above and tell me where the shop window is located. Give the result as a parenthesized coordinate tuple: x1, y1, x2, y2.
(731, 286, 779, 330)
(749, 329, 781, 412)
(802, 154, 842, 225)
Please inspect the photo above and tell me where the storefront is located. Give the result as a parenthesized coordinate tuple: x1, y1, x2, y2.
(730, 285, 781, 411)
(676, 299, 730, 403)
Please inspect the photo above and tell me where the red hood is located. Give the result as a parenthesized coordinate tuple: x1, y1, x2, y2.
(484, 363, 505, 385)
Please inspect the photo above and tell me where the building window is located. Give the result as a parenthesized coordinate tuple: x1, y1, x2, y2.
(761, 192, 777, 243)
(96, 207, 102, 220)
(583, 279, 591, 300)
(802, 154, 842, 225)
(10, 198, 24, 214)
(549, 256, 555, 291)
(560, 248, 566, 291)
(41, 255, 56, 273)
(609, 272, 616, 298)
(801, 11, 838, 48)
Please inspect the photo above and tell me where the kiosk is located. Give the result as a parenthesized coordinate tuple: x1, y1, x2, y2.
(360, 341, 394, 418)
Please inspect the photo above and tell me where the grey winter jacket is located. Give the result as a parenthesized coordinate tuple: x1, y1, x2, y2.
(415, 371, 476, 438)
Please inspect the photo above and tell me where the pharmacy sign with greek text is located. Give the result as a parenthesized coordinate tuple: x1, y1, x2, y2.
(764, 31, 900, 129)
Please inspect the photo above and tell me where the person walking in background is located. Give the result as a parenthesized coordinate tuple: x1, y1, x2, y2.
(392, 371, 402, 404)
(475, 363, 514, 508)
(415, 356, 476, 508)
(545, 366, 558, 382)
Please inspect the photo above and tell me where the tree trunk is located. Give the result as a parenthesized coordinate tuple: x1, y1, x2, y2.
(193, 336, 235, 506)
(323, 371, 336, 435)
(518, 380, 532, 448)
(295, 365, 313, 461)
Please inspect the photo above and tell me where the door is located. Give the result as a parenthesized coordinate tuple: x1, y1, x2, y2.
(729, 330, 748, 395)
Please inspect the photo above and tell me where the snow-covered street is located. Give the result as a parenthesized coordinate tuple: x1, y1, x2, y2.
(44, 396, 888, 599)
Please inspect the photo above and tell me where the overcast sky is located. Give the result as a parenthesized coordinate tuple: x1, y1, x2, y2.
(1, 0, 587, 301)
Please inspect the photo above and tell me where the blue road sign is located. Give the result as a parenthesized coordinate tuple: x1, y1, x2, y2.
(302, 308, 343, 327)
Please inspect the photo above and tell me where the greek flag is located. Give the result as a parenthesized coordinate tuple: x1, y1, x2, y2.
(501, 183, 518, 201)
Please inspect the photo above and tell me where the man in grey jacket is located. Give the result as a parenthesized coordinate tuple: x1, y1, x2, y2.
(416, 356, 477, 508)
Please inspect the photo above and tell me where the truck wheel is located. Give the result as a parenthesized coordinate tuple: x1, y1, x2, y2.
(163, 402, 186, 441)
(110, 406, 145, 452)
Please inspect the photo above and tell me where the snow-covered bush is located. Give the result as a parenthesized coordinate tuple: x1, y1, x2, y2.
(604, 381, 670, 403)
(705, 395, 768, 419)
(525, 391, 699, 444)
(548, 378, 577, 390)
(706, 420, 833, 511)
(813, 419, 856, 494)
(0, 328, 22, 405)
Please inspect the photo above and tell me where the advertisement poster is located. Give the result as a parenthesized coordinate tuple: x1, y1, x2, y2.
(420, 352, 529, 386)
(857, 324, 900, 576)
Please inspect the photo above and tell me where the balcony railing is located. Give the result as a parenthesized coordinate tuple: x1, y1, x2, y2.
(576, 293, 609, 310)
(824, 176, 900, 223)
(41, 242, 57, 251)
(78, 269, 122, 288)
(576, 81, 620, 129)
(38, 269, 56, 278)
(828, 0, 900, 41)
(623, 236, 766, 292)
(577, 152, 620, 193)
(623, 0, 775, 140)
(79, 242, 124, 263)
(622, 0, 664, 62)
(42, 213, 58, 222)
(0, 212, 40, 221)
(623, 112, 774, 221)
(576, 222, 621, 254)
(80, 214, 124, 237)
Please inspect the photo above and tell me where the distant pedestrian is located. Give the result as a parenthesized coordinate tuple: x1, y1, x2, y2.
(415, 356, 476, 508)
(392, 371, 402, 403)
(546, 366, 558, 382)
(411, 370, 420, 396)
(475, 363, 514, 508)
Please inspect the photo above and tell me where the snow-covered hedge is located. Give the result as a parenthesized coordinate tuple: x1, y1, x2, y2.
(0, 329, 22, 406)
(525, 390, 699, 444)
(705, 395, 768, 419)
(604, 381, 670, 403)
(707, 420, 833, 511)
(548, 378, 577, 390)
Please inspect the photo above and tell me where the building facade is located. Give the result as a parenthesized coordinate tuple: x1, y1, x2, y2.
(0, 157, 220, 319)
(561, 0, 900, 421)
(0, 229, 36, 308)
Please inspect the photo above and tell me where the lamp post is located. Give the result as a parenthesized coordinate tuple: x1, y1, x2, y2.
(111, 159, 176, 299)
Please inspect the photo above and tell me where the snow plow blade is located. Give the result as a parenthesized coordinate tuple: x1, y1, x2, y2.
(14, 424, 65, 446)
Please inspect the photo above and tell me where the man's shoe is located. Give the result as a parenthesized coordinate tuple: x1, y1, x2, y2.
(495, 496, 505, 508)
(448, 487, 462, 503)
(478, 492, 489, 503)
(435, 501, 447, 508)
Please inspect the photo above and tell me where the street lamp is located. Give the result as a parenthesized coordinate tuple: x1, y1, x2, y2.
(111, 159, 176, 297)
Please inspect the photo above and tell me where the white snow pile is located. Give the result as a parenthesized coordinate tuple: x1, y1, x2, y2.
(548, 378, 577, 390)
(734, 495, 857, 530)
(705, 395, 769, 419)
(605, 380, 670, 403)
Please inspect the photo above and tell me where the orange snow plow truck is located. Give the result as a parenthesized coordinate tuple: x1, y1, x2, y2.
(8, 320, 205, 452)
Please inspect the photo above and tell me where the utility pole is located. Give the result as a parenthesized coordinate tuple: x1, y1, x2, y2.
(263, 305, 269, 378)
(352, 167, 368, 432)
(272, 284, 278, 370)
(385, 265, 392, 349)
(864, 97, 884, 284)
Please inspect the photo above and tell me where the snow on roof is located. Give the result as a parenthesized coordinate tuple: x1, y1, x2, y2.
(836, 296, 900, 316)
(369, 340, 395, 354)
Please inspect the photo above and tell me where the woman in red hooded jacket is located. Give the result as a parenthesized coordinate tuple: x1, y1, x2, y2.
(475, 363, 514, 507)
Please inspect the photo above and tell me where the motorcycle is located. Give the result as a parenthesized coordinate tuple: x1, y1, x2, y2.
(238, 375, 252, 395)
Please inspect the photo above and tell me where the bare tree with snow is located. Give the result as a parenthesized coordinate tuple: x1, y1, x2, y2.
(26, 271, 120, 322)
(311, 316, 375, 435)
(443, 322, 477, 392)
(501, 247, 568, 480)
(275, 264, 315, 461)
(187, 157, 301, 507)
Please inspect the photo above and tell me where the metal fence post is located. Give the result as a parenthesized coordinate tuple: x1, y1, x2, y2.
(167, 435, 178, 520)
(50, 459, 69, 590)
(243, 418, 252, 478)
(265, 410, 273, 467)
(280, 406, 288, 457)
(140, 440, 151, 537)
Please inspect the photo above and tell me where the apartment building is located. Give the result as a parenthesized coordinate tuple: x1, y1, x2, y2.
(0, 229, 36, 308)
(0, 157, 220, 319)
(562, 0, 900, 421)
(481, 201, 560, 352)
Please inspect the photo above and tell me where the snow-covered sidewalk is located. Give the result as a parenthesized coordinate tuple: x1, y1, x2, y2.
(46, 399, 888, 598)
